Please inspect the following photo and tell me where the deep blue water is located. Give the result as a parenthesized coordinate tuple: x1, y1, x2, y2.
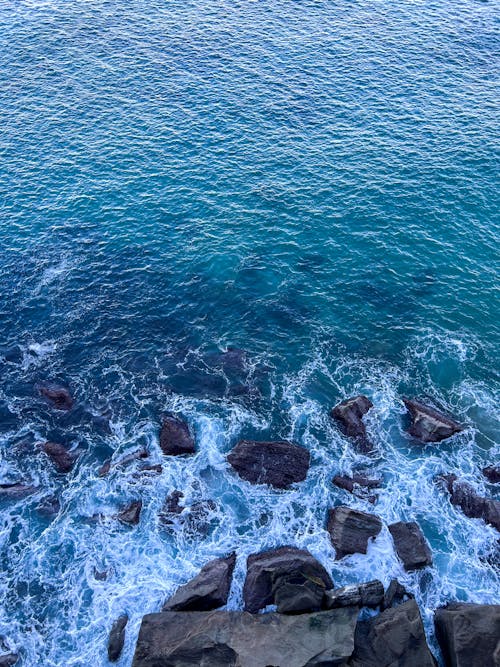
(0, 0, 499, 664)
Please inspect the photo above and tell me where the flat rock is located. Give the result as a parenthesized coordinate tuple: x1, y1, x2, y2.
(227, 440, 310, 489)
(330, 395, 374, 453)
(327, 506, 382, 559)
(132, 608, 359, 667)
(41, 441, 78, 473)
(349, 599, 436, 666)
(159, 414, 195, 455)
(403, 398, 463, 443)
(388, 521, 433, 571)
(163, 553, 236, 612)
(483, 466, 500, 484)
(39, 384, 74, 411)
(108, 614, 128, 662)
(0, 483, 38, 499)
(435, 603, 500, 667)
(243, 546, 333, 613)
(325, 580, 384, 609)
(439, 474, 500, 532)
(117, 500, 142, 525)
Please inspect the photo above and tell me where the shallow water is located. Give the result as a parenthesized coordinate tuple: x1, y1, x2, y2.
(0, 0, 499, 664)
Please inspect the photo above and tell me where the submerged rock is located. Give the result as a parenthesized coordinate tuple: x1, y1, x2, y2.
(483, 465, 500, 484)
(325, 580, 384, 609)
(107, 614, 128, 662)
(132, 608, 358, 667)
(388, 521, 433, 571)
(403, 398, 463, 443)
(227, 440, 310, 489)
(98, 447, 148, 477)
(330, 395, 374, 453)
(36, 494, 60, 517)
(159, 490, 184, 523)
(39, 384, 74, 411)
(439, 474, 500, 532)
(41, 441, 78, 473)
(0, 654, 19, 667)
(117, 500, 142, 526)
(0, 483, 38, 499)
(163, 553, 236, 612)
(350, 599, 436, 666)
(382, 579, 414, 610)
(327, 506, 382, 559)
(242, 546, 333, 613)
(333, 473, 382, 503)
(159, 415, 195, 455)
(435, 603, 500, 667)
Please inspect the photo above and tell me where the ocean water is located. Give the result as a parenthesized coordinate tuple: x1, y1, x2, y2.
(0, 0, 499, 664)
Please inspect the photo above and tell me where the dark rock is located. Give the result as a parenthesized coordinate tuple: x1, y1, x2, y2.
(159, 415, 195, 455)
(41, 441, 78, 473)
(98, 459, 111, 477)
(1, 345, 23, 363)
(137, 463, 162, 475)
(242, 546, 333, 613)
(160, 490, 184, 521)
(271, 570, 325, 614)
(382, 579, 414, 610)
(227, 440, 310, 489)
(98, 447, 148, 476)
(435, 602, 500, 667)
(327, 506, 382, 559)
(0, 654, 18, 667)
(439, 474, 500, 532)
(333, 473, 382, 503)
(388, 521, 433, 571)
(163, 553, 236, 612)
(0, 483, 38, 499)
(483, 466, 500, 484)
(325, 580, 384, 609)
(132, 608, 358, 667)
(349, 599, 436, 666)
(107, 614, 128, 662)
(93, 567, 108, 581)
(39, 384, 74, 411)
(403, 398, 463, 443)
(36, 494, 60, 517)
(117, 500, 142, 526)
(330, 395, 374, 453)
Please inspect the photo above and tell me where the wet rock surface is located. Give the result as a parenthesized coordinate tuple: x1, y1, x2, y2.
(439, 474, 500, 532)
(389, 520, 433, 571)
(333, 473, 382, 503)
(107, 614, 128, 662)
(382, 579, 414, 610)
(403, 398, 463, 443)
(163, 553, 236, 612)
(117, 500, 142, 525)
(41, 441, 78, 473)
(0, 483, 38, 499)
(330, 395, 374, 453)
(159, 415, 195, 455)
(483, 465, 500, 484)
(325, 580, 384, 609)
(327, 506, 382, 559)
(0, 654, 19, 667)
(227, 440, 310, 489)
(39, 384, 74, 411)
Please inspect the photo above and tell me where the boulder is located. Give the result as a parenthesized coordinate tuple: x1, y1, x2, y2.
(41, 441, 78, 473)
(159, 415, 195, 455)
(327, 506, 382, 559)
(108, 614, 128, 662)
(403, 398, 463, 443)
(333, 473, 382, 503)
(132, 608, 359, 667)
(117, 500, 142, 526)
(242, 546, 333, 613)
(227, 440, 310, 489)
(39, 384, 74, 411)
(349, 599, 436, 666)
(483, 466, 500, 484)
(0, 483, 38, 499)
(330, 395, 374, 453)
(382, 579, 414, 610)
(434, 603, 500, 667)
(388, 521, 433, 571)
(163, 553, 236, 612)
(325, 580, 384, 609)
(439, 474, 500, 532)
(0, 655, 18, 667)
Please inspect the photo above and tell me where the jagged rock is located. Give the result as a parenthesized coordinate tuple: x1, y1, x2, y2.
(108, 614, 128, 662)
(483, 466, 500, 484)
(243, 546, 333, 613)
(0, 654, 18, 667)
(382, 579, 414, 610)
(159, 490, 184, 522)
(227, 440, 310, 489)
(93, 567, 108, 581)
(435, 603, 500, 667)
(39, 384, 74, 411)
(403, 398, 463, 443)
(159, 415, 195, 455)
(439, 474, 500, 532)
(132, 608, 359, 667)
(349, 599, 436, 666)
(327, 506, 382, 559)
(330, 395, 374, 453)
(117, 500, 142, 525)
(333, 473, 382, 503)
(41, 441, 78, 473)
(163, 553, 236, 612)
(388, 521, 433, 571)
(0, 483, 38, 499)
(325, 580, 384, 609)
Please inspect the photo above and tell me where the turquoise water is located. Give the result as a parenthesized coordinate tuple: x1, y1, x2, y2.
(0, 0, 499, 664)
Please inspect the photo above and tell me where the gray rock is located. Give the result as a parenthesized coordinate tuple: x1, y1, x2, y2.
(403, 398, 463, 443)
(132, 608, 359, 667)
(107, 614, 128, 662)
(330, 395, 374, 453)
(227, 440, 310, 489)
(325, 580, 384, 609)
(439, 474, 500, 532)
(117, 500, 142, 526)
(98, 447, 148, 477)
(163, 553, 236, 612)
(388, 521, 433, 571)
(333, 473, 382, 503)
(327, 506, 382, 559)
(382, 579, 414, 610)
(243, 546, 333, 613)
(41, 441, 78, 473)
(434, 603, 500, 667)
(349, 599, 436, 666)
(39, 384, 74, 411)
(159, 415, 195, 455)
